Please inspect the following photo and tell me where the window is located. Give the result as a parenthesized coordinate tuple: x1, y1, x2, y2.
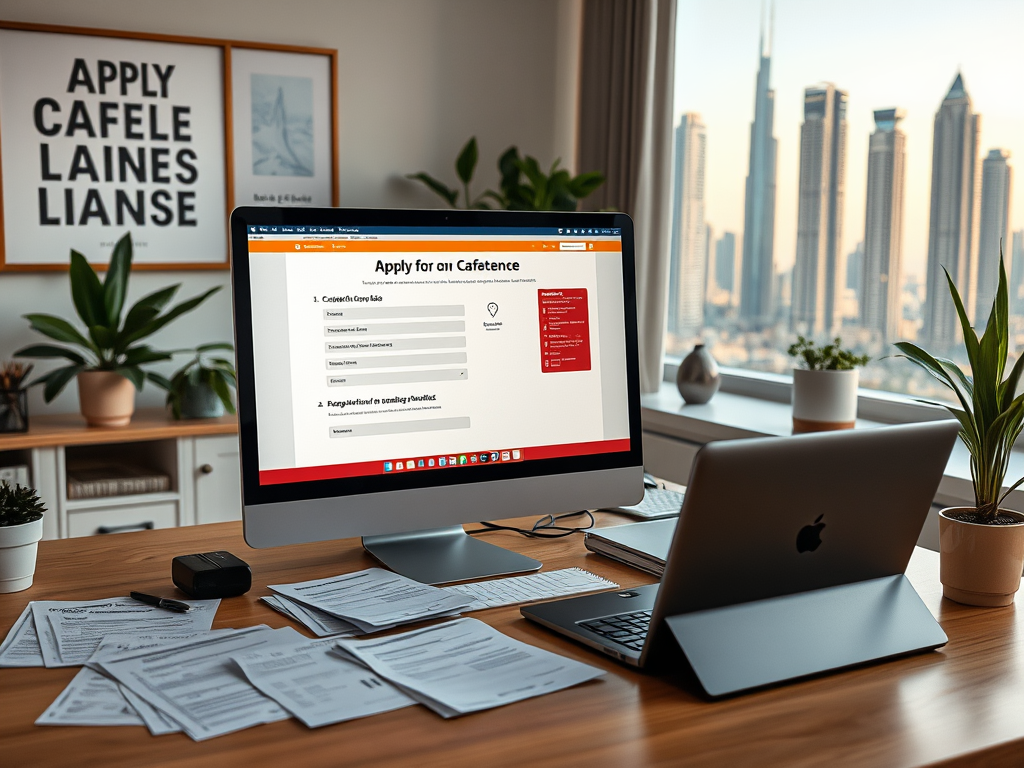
(666, 1, 1024, 404)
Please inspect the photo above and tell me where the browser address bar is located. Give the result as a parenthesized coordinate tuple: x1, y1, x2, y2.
(559, 242, 587, 251)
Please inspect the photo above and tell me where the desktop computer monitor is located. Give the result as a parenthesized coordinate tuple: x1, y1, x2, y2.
(229, 207, 643, 583)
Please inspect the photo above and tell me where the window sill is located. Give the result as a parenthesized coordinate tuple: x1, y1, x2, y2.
(641, 382, 1024, 512)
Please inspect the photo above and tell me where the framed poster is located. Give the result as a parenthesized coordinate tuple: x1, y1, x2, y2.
(230, 46, 336, 208)
(0, 22, 338, 271)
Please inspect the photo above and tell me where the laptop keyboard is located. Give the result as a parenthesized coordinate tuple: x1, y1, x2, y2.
(578, 609, 652, 652)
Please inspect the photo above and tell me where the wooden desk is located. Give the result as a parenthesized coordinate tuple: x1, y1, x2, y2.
(1, 518, 1022, 768)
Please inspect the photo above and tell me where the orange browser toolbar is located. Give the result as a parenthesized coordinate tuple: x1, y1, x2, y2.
(246, 240, 621, 253)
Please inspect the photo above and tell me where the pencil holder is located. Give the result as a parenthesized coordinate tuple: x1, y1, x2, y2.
(0, 389, 28, 433)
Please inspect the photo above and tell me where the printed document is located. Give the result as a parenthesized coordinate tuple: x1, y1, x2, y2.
(269, 567, 471, 632)
(232, 636, 414, 728)
(260, 594, 370, 637)
(0, 603, 45, 667)
(31, 596, 219, 667)
(94, 626, 302, 741)
(334, 617, 604, 717)
(37, 631, 227, 731)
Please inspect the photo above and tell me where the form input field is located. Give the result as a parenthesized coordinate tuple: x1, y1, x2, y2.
(323, 305, 465, 321)
(324, 337, 466, 353)
(327, 369, 468, 386)
(326, 352, 467, 370)
(325, 321, 466, 336)
(329, 417, 471, 438)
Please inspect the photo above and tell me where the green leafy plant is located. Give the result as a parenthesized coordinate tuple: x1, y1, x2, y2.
(788, 336, 870, 371)
(406, 137, 605, 211)
(155, 343, 236, 420)
(895, 249, 1023, 522)
(0, 480, 45, 527)
(13, 233, 219, 402)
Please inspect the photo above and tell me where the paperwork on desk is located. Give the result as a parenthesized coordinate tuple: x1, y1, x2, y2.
(37, 630, 229, 732)
(233, 636, 414, 727)
(333, 617, 605, 718)
(30, 596, 220, 667)
(92, 626, 299, 741)
(260, 594, 371, 637)
(268, 567, 472, 633)
(0, 603, 45, 667)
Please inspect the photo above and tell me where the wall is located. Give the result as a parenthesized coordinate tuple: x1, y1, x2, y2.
(0, 0, 580, 412)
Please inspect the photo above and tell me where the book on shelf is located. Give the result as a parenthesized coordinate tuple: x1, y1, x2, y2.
(66, 463, 171, 500)
(0, 464, 30, 488)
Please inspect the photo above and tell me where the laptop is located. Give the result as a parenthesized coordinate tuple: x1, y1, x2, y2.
(522, 420, 961, 696)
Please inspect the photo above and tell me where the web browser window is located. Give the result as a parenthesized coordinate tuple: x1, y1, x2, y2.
(245, 224, 630, 485)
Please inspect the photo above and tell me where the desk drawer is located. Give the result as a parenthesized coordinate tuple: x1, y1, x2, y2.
(67, 501, 178, 537)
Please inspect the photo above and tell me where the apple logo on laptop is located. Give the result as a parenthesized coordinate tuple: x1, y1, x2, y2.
(796, 514, 826, 553)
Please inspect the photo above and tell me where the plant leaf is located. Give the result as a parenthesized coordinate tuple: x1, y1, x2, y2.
(121, 345, 172, 366)
(37, 365, 84, 403)
(24, 313, 94, 351)
(69, 250, 107, 328)
(103, 232, 133, 329)
(120, 287, 220, 347)
(455, 137, 478, 185)
(12, 344, 87, 365)
(116, 366, 145, 391)
(196, 342, 233, 353)
(209, 372, 236, 414)
(146, 371, 173, 391)
(405, 173, 458, 207)
(567, 171, 606, 199)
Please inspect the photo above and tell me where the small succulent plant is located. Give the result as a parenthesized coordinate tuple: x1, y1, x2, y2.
(0, 481, 45, 527)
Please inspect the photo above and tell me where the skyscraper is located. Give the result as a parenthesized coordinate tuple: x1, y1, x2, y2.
(738, 21, 777, 326)
(861, 108, 907, 342)
(924, 73, 980, 349)
(665, 113, 707, 338)
(716, 232, 737, 297)
(791, 83, 848, 336)
(975, 149, 1012, 319)
(1013, 229, 1024, 313)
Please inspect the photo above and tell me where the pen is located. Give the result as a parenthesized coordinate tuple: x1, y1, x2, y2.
(129, 591, 191, 613)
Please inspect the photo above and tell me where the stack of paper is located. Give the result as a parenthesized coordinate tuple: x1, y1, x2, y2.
(334, 617, 605, 717)
(0, 597, 219, 668)
(260, 595, 371, 637)
(267, 568, 471, 635)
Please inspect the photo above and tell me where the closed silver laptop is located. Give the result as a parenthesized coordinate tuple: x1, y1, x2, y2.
(523, 420, 960, 696)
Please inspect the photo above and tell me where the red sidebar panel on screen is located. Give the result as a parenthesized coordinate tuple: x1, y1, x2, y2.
(539, 289, 591, 373)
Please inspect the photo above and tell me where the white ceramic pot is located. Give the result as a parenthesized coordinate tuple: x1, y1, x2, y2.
(791, 368, 859, 434)
(939, 507, 1024, 607)
(0, 517, 43, 593)
(78, 371, 136, 427)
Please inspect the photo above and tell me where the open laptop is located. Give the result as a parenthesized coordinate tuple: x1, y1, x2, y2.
(522, 420, 961, 696)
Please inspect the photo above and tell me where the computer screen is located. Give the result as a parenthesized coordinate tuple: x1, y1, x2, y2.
(231, 208, 642, 581)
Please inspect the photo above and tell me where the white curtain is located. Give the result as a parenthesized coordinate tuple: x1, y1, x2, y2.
(577, 0, 677, 393)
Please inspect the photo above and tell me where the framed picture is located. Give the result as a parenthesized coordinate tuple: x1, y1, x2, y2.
(229, 45, 337, 209)
(0, 22, 338, 271)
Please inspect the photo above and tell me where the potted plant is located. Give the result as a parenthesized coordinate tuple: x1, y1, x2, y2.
(14, 233, 219, 427)
(0, 480, 46, 593)
(787, 336, 870, 433)
(896, 255, 1024, 607)
(407, 136, 605, 210)
(156, 343, 237, 420)
(0, 361, 33, 433)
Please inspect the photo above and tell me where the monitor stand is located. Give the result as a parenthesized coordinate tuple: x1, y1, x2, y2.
(362, 526, 542, 585)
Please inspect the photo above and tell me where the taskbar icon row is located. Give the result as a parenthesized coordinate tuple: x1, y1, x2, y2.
(383, 449, 523, 473)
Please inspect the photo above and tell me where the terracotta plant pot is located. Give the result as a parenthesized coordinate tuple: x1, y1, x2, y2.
(939, 507, 1024, 607)
(791, 368, 859, 434)
(0, 517, 43, 593)
(77, 371, 136, 427)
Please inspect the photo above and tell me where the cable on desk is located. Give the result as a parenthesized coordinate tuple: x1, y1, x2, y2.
(466, 510, 595, 539)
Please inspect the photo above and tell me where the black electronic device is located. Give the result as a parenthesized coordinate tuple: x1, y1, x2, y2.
(172, 551, 252, 599)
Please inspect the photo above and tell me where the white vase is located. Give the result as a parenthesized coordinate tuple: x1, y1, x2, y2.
(0, 517, 43, 593)
(791, 368, 859, 434)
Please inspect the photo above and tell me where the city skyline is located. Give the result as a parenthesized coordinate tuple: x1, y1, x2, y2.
(674, 0, 1024, 285)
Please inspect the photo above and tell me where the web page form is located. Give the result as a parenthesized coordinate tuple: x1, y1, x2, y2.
(246, 226, 629, 485)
